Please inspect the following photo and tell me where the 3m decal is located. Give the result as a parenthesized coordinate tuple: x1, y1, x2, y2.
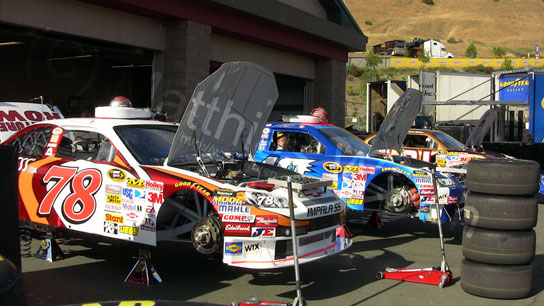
(107, 168, 126, 182)
(39, 166, 102, 224)
(147, 191, 164, 204)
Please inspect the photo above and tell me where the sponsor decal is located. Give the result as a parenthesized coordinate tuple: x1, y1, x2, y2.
(52, 127, 63, 135)
(213, 195, 244, 205)
(214, 189, 237, 197)
(106, 185, 122, 195)
(306, 202, 342, 217)
(122, 188, 133, 199)
(218, 204, 250, 214)
(17, 157, 36, 173)
(421, 196, 435, 202)
(145, 180, 164, 192)
(244, 242, 261, 254)
(322, 173, 338, 182)
(346, 198, 363, 205)
(381, 167, 410, 176)
(359, 167, 376, 174)
(126, 212, 139, 220)
(225, 242, 243, 255)
(105, 213, 123, 223)
(323, 162, 342, 173)
(343, 165, 360, 173)
(417, 184, 434, 189)
(122, 203, 142, 212)
(134, 189, 146, 201)
(127, 178, 145, 189)
(343, 172, 353, 181)
(107, 169, 126, 182)
(120, 225, 139, 235)
(301, 189, 323, 197)
(106, 194, 122, 204)
(103, 221, 118, 234)
(222, 214, 255, 223)
(140, 218, 156, 232)
(104, 203, 122, 212)
(415, 178, 433, 185)
(224, 223, 252, 236)
(330, 182, 338, 189)
(174, 181, 211, 196)
(147, 191, 164, 204)
(251, 227, 275, 238)
(353, 173, 367, 182)
(447, 196, 459, 204)
(255, 215, 278, 227)
(420, 189, 435, 196)
(412, 171, 431, 178)
(352, 190, 365, 199)
(146, 205, 157, 216)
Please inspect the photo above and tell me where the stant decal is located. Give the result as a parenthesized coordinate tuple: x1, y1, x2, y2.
(105, 213, 124, 223)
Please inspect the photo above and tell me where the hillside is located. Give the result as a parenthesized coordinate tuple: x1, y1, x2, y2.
(346, 0, 544, 58)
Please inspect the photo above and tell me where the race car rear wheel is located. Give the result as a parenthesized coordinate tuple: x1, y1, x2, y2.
(191, 213, 223, 255)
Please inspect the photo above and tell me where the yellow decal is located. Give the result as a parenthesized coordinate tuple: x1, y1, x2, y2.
(107, 168, 126, 182)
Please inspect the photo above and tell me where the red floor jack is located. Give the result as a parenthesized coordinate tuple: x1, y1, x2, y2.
(376, 168, 453, 288)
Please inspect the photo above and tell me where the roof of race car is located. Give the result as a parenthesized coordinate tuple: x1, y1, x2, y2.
(38, 117, 177, 130)
(265, 122, 335, 130)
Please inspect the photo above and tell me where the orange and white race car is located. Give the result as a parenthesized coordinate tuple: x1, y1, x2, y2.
(1, 62, 351, 269)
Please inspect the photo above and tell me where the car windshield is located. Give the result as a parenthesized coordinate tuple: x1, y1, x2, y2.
(115, 125, 178, 165)
(319, 127, 371, 156)
(432, 131, 466, 150)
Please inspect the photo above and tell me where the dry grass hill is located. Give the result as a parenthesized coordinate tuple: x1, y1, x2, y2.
(346, 0, 544, 58)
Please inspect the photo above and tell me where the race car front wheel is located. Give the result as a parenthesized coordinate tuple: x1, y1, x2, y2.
(385, 186, 411, 213)
(191, 213, 223, 255)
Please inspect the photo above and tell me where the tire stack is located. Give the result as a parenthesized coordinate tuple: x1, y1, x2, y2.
(461, 158, 540, 299)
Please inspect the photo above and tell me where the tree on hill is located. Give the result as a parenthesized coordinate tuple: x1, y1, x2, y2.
(466, 44, 478, 58)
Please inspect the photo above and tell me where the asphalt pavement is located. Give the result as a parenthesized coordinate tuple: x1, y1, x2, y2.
(20, 205, 544, 306)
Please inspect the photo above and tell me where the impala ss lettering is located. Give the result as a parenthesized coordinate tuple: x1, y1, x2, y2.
(306, 203, 342, 217)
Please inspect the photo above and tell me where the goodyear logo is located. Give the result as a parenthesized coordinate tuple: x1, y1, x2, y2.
(106, 194, 122, 204)
(499, 78, 529, 88)
(346, 198, 363, 205)
(127, 178, 145, 189)
(323, 162, 342, 173)
(225, 242, 243, 255)
(120, 226, 139, 235)
(107, 168, 126, 182)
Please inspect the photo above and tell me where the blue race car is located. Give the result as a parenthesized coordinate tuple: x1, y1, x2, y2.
(254, 90, 465, 221)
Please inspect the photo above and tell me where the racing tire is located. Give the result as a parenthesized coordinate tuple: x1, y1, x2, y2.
(466, 159, 540, 196)
(461, 258, 533, 299)
(462, 226, 535, 265)
(464, 192, 537, 230)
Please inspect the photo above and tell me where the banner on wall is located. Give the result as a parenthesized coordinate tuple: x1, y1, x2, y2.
(498, 74, 530, 103)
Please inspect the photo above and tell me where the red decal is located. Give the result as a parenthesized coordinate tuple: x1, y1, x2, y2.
(39, 166, 102, 223)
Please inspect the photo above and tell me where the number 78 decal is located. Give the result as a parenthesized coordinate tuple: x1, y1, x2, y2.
(39, 165, 102, 224)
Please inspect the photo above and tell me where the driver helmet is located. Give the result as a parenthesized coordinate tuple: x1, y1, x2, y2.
(311, 106, 329, 124)
(110, 96, 132, 107)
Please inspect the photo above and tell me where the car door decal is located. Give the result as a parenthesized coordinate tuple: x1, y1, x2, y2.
(39, 165, 102, 224)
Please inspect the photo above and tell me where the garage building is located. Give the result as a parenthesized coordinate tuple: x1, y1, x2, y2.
(0, 0, 367, 125)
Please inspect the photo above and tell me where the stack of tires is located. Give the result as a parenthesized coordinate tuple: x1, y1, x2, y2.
(461, 158, 540, 299)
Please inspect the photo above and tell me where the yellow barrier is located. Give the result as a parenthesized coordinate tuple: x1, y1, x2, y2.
(389, 58, 544, 69)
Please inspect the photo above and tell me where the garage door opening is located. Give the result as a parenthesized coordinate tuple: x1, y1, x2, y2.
(0, 25, 153, 117)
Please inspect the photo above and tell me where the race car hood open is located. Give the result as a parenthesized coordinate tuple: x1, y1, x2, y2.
(167, 62, 278, 166)
(370, 89, 423, 153)
(465, 109, 498, 148)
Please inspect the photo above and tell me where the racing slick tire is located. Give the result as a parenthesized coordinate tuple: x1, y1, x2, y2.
(462, 226, 535, 265)
(461, 258, 533, 299)
(464, 192, 537, 230)
(191, 213, 223, 255)
(466, 159, 540, 196)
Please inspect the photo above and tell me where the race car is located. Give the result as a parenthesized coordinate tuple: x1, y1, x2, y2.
(1, 62, 351, 269)
(253, 90, 465, 221)
(362, 128, 489, 168)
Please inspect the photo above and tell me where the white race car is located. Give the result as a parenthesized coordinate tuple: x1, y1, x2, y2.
(2, 62, 351, 269)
